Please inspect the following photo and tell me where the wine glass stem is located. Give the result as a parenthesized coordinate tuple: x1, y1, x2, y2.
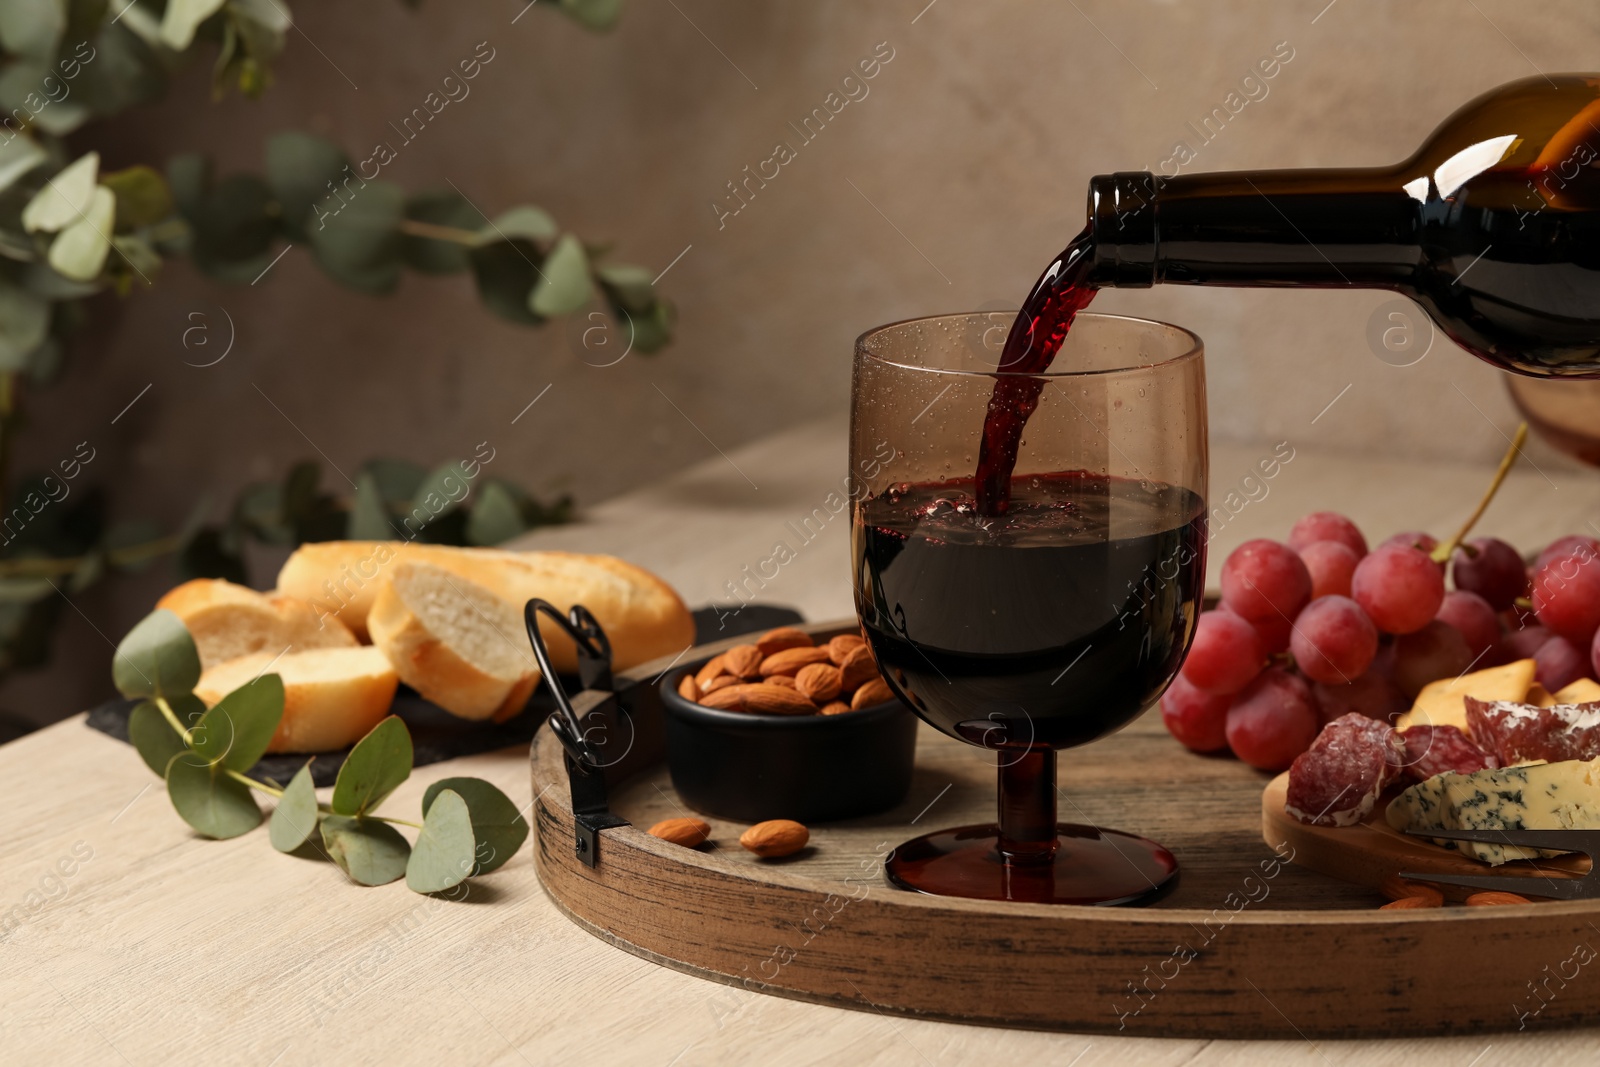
(997, 746, 1059, 865)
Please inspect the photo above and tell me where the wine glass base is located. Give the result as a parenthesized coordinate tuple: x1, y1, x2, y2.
(885, 823, 1178, 906)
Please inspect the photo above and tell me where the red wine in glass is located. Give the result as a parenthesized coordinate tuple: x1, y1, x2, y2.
(851, 312, 1206, 906)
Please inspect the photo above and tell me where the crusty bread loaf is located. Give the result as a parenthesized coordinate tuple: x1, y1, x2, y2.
(368, 562, 539, 722)
(195, 646, 398, 754)
(156, 578, 357, 669)
(275, 542, 694, 672)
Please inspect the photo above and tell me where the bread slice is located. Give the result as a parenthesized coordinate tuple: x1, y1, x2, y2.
(276, 542, 694, 672)
(368, 562, 539, 722)
(156, 578, 357, 670)
(195, 646, 398, 754)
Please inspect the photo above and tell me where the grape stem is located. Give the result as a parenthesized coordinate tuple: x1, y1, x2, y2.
(1430, 421, 1528, 565)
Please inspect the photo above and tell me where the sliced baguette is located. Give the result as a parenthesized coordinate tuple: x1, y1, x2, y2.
(195, 646, 398, 754)
(368, 562, 539, 722)
(276, 541, 694, 672)
(156, 578, 356, 669)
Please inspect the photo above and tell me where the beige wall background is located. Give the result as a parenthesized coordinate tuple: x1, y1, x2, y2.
(7, 0, 1597, 727)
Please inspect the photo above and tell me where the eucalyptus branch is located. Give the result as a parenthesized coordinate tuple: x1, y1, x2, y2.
(1430, 422, 1528, 564)
(155, 696, 193, 746)
(396, 219, 481, 245)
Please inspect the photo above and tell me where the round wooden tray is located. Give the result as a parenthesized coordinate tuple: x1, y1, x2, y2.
(530, 622, 1600, 1038)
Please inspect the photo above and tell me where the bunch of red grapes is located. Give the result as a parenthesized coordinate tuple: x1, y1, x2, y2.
(1161, 511, 1600, 771)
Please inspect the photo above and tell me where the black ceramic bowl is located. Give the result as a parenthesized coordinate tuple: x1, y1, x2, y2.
(660, 649, 918, 823)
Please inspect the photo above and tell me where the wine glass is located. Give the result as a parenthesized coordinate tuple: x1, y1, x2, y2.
(850, 311, 1207, 905)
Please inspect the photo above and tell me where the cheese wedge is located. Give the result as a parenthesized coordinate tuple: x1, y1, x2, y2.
(1556, 678, 1600, 704)
(1386, 757, 1600, 865)
(1396, 658, 1536, 732)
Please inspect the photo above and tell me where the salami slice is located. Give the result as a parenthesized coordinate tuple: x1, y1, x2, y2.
(1465, 697, 1600, 765)
(1285, 713, 1406, 827)
(1397, 723, 1496, 783)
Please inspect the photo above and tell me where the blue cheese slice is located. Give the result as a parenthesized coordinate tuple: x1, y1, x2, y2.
(1385, 758, 1600, 865)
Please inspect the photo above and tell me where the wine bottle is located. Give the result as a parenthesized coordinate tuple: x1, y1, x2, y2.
(1086, 74, 1600, 377)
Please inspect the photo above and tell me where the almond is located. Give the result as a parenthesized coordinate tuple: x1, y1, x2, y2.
(839, 645, 879, 690)
(1465, 891, 1532, 906)
(648, 817, 711, 848)
(1379, 895, 1440, 910)
(819, 701, 852, 715)
(677, 674, 698, 701)
(827, 633, 868, 666)
(724, 644, 764, 680)
(766, 675, 798, 689)
(740, 819, 809, 858)
(695, 654, 730, 692)
(1378, 875, 1444, 905)
(756, 627, 814, 657)
(760, 646, 832, 677)
(702, 674, 743, 694)
(795, 662, 843, 703)
(851, 677, 894, 709)
(699, 683, 817, 716)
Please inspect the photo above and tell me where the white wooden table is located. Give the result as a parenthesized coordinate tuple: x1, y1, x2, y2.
(4, 420, 1598, 1065)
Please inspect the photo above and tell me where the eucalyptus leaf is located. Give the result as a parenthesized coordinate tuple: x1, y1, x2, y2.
(269, 761, 319, 853)
(102, 165, 173, 229)
(69, 551, 105, 593)
(475, 205, 556, 246)
(465, 482, 524, 547)
(0, 137, 45, 197)
(628, 299, 674, 355)
(529, 234, 591, 317)
(309, 180, 404, 294)
(405, 788, 475, 893)
(266, 132, 348, 241)
(22, 152, 99, 234)
(166, 153, 211, 218)
(29, 101, 90, 138)
(422, 777, 528, 875)
(77, 20, 167, 115)
(0, 577, 53, 602)
(189, 174, 274, 269)
(128, 697, 197, 777)
(178, 526, 249, 584)
(330, 716, 412, 817)
(469, 239, 543, 326)
(113, 608, 201, 701)
(558, 0, 624, 32)
(47, 186, 116, 281)
(0, 0, 65, 61)
(189, 673, 284, 771)
(359, 458, 425, 505)
(160, 0, 227, 50)
(347, 471, 395, 540)
(0, 285, 50, 371)
(595, 263, 656, 314)
(22, 263, 98, 300)
(407, 460, 474, 534)
(321, 815, 409, 886)
(166, 751, 262, 839)
(111, 235, 162, 281)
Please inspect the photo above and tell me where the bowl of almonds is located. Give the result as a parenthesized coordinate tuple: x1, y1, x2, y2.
(660, 625, 918, 822)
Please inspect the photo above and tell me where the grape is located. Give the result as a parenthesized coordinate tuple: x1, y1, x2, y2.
(1289, 595, 1379, 685)
(1225, 605, 1292, 655)
(1535, 635, 1589, 693)
(1220, 539, 1312, 623)
(1592, 627, 1600, 683)
(1534, 534, 1600, 575)
(1288, 511, 1368, 558)
(1451, 537, 1527, 611)
(1381, 530, 1438, 554)
(1224, 668, 1319, 771)
(1391, 620, 1473, 698)
(1180, 610, 1264, 694)
(1435, 590, 1500, 659)
(1532, 548, 1600, 643)
(1311, 669, 1408, 725)
(1299, 541, 1360, 599)
(1160, 675, 1232, 753)
(1499, 622, 1552, 663)
(1350, 544, 1447, 634)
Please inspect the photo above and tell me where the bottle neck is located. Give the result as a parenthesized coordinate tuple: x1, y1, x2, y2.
(1089, 169, 1421, 289)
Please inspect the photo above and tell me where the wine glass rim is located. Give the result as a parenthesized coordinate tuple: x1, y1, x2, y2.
(854, 311, 1203, 378)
